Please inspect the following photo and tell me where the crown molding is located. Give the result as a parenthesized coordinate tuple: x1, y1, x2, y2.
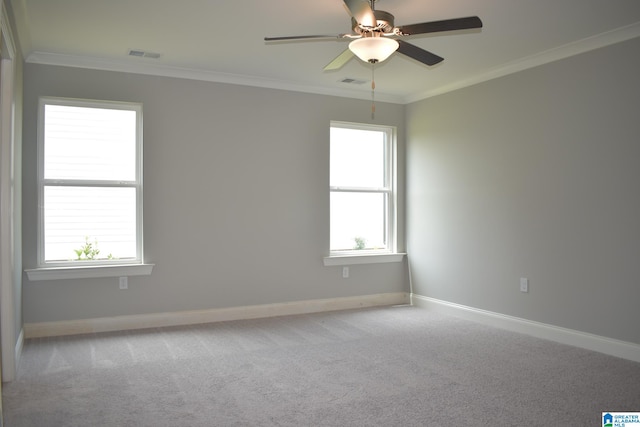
(404, 21, 640, 104)
(7, 0, 31, 55)
(24, 21, 640, 106)
(1, 2, 16, 56)
(25, 51, 405, 104)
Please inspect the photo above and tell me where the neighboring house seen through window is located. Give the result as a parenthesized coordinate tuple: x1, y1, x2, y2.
(330, 121, 396, 254)
(37, 97, 143, 267)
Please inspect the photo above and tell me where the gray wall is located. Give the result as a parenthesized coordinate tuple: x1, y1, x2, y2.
(22, 64, 408, 323)
(406, 37, 640, 345)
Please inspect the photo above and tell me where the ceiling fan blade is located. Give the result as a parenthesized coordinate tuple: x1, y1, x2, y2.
(397, 16, 482, 36)
(264, 35, 341, 42)
(396, 40, 444, 66)
(324, 49, 354, 71)
(343, 0, 376, 28)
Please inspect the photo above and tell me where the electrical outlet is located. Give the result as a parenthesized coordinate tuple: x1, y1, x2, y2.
(520, 277, 528, 293)
(342, 267, 349, 278)
(119, 276, 128, 290)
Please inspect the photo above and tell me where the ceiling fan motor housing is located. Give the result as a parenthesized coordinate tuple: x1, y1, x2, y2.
(352, 10, 395, 35)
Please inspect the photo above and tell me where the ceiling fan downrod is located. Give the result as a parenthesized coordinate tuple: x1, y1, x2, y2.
(371, 62, 376, 120)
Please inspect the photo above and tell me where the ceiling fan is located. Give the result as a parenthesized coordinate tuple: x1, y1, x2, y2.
(264, 0, 483, 70)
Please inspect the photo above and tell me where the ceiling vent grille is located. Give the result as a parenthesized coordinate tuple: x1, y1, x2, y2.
(339, 77, 367, 85)
(128, 49, 161, 59)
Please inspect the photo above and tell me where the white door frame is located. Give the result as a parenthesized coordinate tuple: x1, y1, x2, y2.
(0, 1, 17, 383)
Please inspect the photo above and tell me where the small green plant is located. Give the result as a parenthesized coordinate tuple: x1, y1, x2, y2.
(74, 236, 101, 260)
(353, 236, 366, 250)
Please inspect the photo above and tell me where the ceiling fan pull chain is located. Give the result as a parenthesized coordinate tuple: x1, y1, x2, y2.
(371, 63, 376, 119)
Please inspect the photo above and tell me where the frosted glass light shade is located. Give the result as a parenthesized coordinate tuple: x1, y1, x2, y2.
(349, 37, 399, 63)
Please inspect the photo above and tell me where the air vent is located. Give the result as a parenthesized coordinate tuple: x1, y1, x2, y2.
(128, 49, 161, 59)
(339, 77, 367, 85)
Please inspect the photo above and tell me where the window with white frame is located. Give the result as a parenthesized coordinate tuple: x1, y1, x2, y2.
(37, 97, 143, 267)
(330, 121, 396, 254)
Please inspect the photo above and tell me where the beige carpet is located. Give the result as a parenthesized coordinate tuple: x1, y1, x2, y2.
(3, 305, 640, 426)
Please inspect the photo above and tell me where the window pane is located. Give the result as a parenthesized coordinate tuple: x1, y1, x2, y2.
(330, 127, 385, 188)
(330, 192, 387, 251)
(44, 104, 137, 181)
(44, 186, 137, 262)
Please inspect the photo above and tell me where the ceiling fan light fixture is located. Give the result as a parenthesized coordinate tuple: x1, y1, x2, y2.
(348, 36, 399, 63)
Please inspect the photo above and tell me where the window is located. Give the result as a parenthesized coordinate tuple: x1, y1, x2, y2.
(329, 121, 397, 256)
(36, 97, 144, 269)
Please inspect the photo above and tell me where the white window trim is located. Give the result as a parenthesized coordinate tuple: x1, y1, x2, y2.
(25, 263, 155, 281)
(326, 121, 399, 265)
(28, 97, 152, 280)
(323, 253, 405, 266)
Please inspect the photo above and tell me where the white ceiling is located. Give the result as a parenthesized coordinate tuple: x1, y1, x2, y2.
(10, 0, 640, 104)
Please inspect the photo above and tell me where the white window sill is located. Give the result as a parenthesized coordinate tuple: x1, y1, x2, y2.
(323, 253, 405, 266)
(25, 263, 155, 281)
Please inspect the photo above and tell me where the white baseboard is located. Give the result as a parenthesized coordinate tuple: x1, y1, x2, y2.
(411, 294, 640, 363)
(3, 329, 25, 382)
(24, 292, 410, 339)
(15, 328, 23, 365)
